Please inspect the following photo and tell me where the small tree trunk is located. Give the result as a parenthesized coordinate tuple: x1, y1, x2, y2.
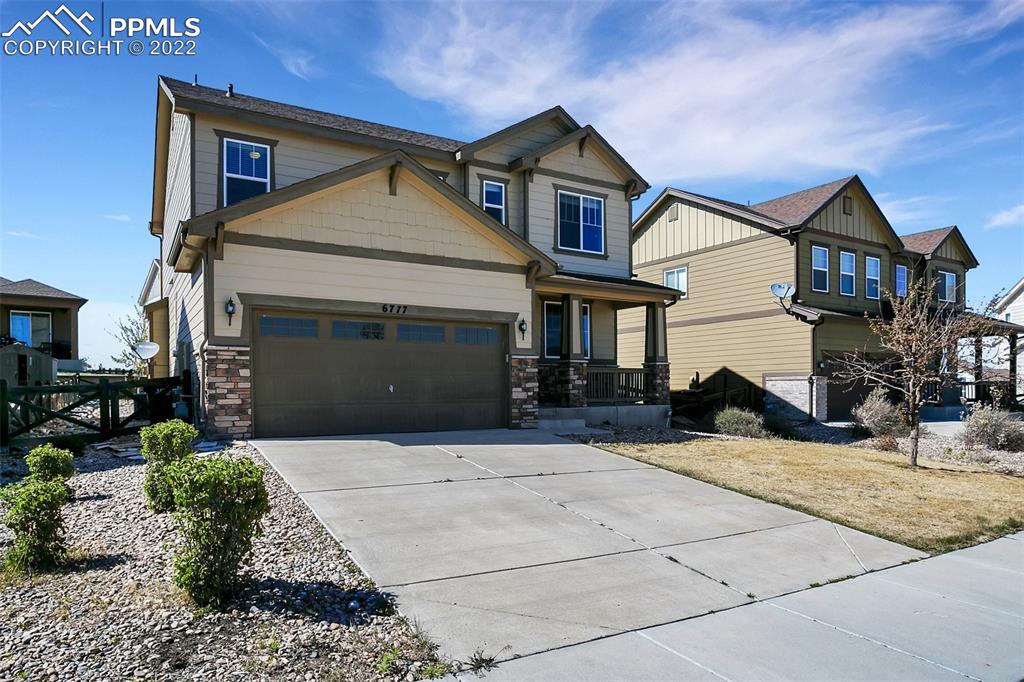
(908, 423, 919, 468)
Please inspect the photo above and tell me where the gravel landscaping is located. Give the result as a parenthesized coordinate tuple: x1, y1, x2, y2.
(0, 440, 448, 681)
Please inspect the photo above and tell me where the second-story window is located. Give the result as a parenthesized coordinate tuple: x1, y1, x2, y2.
(558, 190, 604, 255)
(482, 180, 506, 224)
(664, 267, 688, 299)
(895, 264, 909, 297)
(865, 256, 881, 300)
(839, 251, 856, 297)
(938, 270, 956, 303)
(811, 245, 829, 293)
(224, 138, 270, 206)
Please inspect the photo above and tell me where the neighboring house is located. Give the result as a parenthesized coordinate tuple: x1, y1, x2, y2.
(146, 76, 677, 439)
(0, 277, 87, 374)
(994, 276, 1024, 395)
(138, 258, 170, 378)
(623, 175, 982, 421)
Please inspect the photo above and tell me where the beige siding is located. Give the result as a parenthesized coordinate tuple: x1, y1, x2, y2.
(815, 318, 886, 361)
(192, 112, 458, 215)
(473, 119, 568, 165)
(466, 166, 523, 238)
(633, 197, 769, 266)
(232, 170, 524, 266)
(797, 233, 892, 314)
(539, 143, 627, 185)
(214, 244, 533, 349)
(806, 183, 897, 247)
(531, 296, 617, 362)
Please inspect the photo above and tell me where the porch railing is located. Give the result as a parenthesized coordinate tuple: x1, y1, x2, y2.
(587, 367, 648, 405)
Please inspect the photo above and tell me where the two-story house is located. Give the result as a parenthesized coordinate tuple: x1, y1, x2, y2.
(0, 277, 88, 377)
(623, 175, 982, 420)
(144, 76, 677, 439)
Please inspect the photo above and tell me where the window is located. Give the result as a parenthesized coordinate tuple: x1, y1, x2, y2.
(397, 323, 445, 343)
(811, 245, 829, 293)
(543, 301, 591, 359)
(455, 326, 498, 345)
(223, 138, 270, 206)
(895, 264, 909, 297)
(842, 195, 853, 215)
(865, 256, 881, 300)
(481, 180, 506, 224)
(557, 190, 604, 254)
(332, 320, 384, 340)
(259, 316, 317, 337)
(938, 271, 956, 303)
(10, 311, 51, 347)
(839, 251, 856, 297)
(1005, 312, 1012, 322)
(664, 267, 688, 298)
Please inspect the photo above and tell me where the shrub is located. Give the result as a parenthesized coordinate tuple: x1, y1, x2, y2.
(0, 478, 69, 574)
(714, 407, 769, 439)
(26, 444, 75, 498)
(140, 419, 199, 513)
(851, 387, 910, 437)
(961, 406, 1024, 452)
(168, 456, 270, 607)
(872, 434, 900, 452)
(47, 435, 88, 457)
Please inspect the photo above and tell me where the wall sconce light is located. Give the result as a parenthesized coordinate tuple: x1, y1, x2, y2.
(225, 297, 236, 326)
(517, 318, 528, 340)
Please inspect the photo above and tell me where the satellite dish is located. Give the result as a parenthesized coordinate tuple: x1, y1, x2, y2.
(770, 283, 794, 299)
(134, 341, 160, 360)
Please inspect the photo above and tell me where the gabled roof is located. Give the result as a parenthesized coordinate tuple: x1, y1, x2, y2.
(455, 106, 579, 162)
(996, 276, 1024, 312)
(159, 76, 465, 154)
(900, 225, 979, 268)
(174, 150, 557, 275)
(632, 187, 788, 235)
(0, 278, 86, 302)
(507, 125, 650, 195)
(750, 176, 856, 226)
(138, 259, 161, 306)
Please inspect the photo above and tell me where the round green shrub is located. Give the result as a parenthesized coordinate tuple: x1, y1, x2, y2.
(26, 444, 75, 497)
(140, 419, 199, 513)
(167, 456, 270, 607)
(714, 407, 769, 438)
(0, 478, 69, 574)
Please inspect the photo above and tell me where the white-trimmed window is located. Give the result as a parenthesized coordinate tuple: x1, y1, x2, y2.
(938, 270, 957, 303)
(543, 301, 591, 359)
(839, 251, 856, 297)
(10, 311, 51, 347)
(895, 264, 909, 297)
(865, 256, 881, 300)
(223, 138, 270, 206)
(557, 190, 604, 254)
(664, 267, 688, 298)
(811, 245, 829, 293)
(482, 180, 506, 224)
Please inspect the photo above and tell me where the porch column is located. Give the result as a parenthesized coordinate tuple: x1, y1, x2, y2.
(643, 302, 670, 405)
(974, 337, 983, 381)
(1010, 333, 1018, 407)
(557, 294, 587, 407)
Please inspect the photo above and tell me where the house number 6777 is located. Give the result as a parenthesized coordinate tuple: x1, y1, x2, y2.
(381, 304, 408, 314)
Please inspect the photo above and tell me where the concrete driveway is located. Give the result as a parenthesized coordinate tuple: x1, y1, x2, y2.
(253, 430, 925, 664)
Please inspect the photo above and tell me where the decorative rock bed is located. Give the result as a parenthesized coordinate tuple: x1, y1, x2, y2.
(0, 442, 445, 681)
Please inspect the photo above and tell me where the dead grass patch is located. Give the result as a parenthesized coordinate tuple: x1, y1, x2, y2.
(605, 438, 1024, 553)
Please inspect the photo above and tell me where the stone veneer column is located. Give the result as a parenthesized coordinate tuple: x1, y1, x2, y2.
(557, 361, 588, 407)
(644, 362, 671, 405)
(509, 356, 539, 428)
(203, 346, 252, 440)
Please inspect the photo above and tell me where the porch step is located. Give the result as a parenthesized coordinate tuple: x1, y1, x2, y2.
(921, 405, 966, 421)
(537, 418, 589, 432)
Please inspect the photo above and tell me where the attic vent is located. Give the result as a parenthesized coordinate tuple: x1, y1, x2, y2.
(667, 203, 679, 222)
(842, 195, 853, 215)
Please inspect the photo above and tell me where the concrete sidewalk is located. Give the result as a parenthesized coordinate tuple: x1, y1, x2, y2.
(469, 533, 1024, 681)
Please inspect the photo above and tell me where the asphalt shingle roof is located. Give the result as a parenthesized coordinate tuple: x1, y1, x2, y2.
(0, 278, 86, 301)
(898, 226, 956, 255)
(749, 176, 855, 226)
(161, 76, 466, 153)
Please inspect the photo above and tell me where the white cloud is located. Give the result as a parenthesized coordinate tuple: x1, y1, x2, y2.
(253, 35, 321, 81)
(5, 230, 43, 239)
(102, 213, 131, 222)
(985, 203, 1024, 230)
(874, 193, 946, 227)
(374, 0, 1023, 184)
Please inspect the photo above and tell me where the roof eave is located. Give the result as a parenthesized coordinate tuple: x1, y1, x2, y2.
(456, 106, 581, 162)
(632, 188, 787, 235)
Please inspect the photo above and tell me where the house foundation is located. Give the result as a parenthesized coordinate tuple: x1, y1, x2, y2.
(202, 346, 252, 440)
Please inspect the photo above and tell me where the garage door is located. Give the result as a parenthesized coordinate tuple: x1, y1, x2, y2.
(252, 310, 508, 437)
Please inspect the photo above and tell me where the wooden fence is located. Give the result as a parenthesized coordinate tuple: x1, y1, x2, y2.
(587, 367, 649, 405)
(0, 375, 187, 449)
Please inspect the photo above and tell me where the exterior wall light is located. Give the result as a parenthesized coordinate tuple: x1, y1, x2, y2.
(225, 298, 236, 326)
(517, 318, 528, 340)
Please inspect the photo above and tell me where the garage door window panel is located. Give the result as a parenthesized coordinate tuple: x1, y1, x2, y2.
(332, 320, 385, 340)
(259, 316, 318, 338)
(456, 326, 499, 345)
(398, 323, 445, 343)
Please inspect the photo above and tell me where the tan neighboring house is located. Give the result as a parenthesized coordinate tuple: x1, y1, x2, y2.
(144, 76, 677, 439)
(622, 175, 984, 420)
(0, 277, 87, 381)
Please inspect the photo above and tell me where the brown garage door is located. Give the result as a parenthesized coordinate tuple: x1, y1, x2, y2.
(252, 310, 508, 437)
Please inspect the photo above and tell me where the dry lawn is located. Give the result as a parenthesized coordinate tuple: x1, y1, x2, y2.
(606, 438, 1024, 553)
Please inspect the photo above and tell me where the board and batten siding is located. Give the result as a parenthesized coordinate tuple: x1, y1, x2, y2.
(632, 198, 768, 266)
(806, 183, 898, 246)
(191, 112, 459, 216)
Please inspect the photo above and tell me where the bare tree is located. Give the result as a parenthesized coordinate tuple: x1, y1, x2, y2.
(108, 304, 149, 375)
(835, 276, 998, 467)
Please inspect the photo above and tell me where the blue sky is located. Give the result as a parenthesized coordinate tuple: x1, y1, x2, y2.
(1, 0, 1022, 365)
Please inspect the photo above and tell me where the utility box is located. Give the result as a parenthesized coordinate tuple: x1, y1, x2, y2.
(0, 344, 57, 386)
